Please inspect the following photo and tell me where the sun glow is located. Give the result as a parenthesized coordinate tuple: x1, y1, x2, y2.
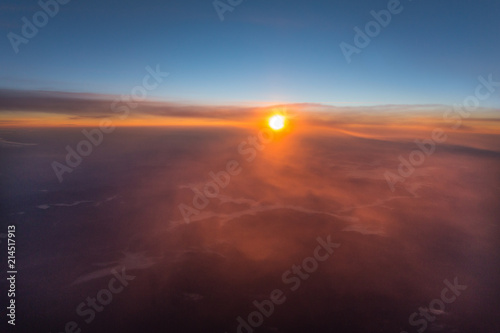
(269, 115, 286, 131)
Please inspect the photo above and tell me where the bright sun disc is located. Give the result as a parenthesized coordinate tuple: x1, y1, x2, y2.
(269, 115, 286, 131)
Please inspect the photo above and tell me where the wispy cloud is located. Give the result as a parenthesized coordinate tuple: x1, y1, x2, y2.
(0, 137, 37, 147)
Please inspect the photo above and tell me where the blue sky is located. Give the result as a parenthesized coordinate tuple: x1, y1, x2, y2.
(1, 0, 499, 107)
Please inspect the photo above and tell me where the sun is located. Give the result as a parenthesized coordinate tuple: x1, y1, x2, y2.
(268, 115, 286, 131)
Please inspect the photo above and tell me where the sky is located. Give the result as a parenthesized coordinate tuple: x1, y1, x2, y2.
(1, 0, 500, 107)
